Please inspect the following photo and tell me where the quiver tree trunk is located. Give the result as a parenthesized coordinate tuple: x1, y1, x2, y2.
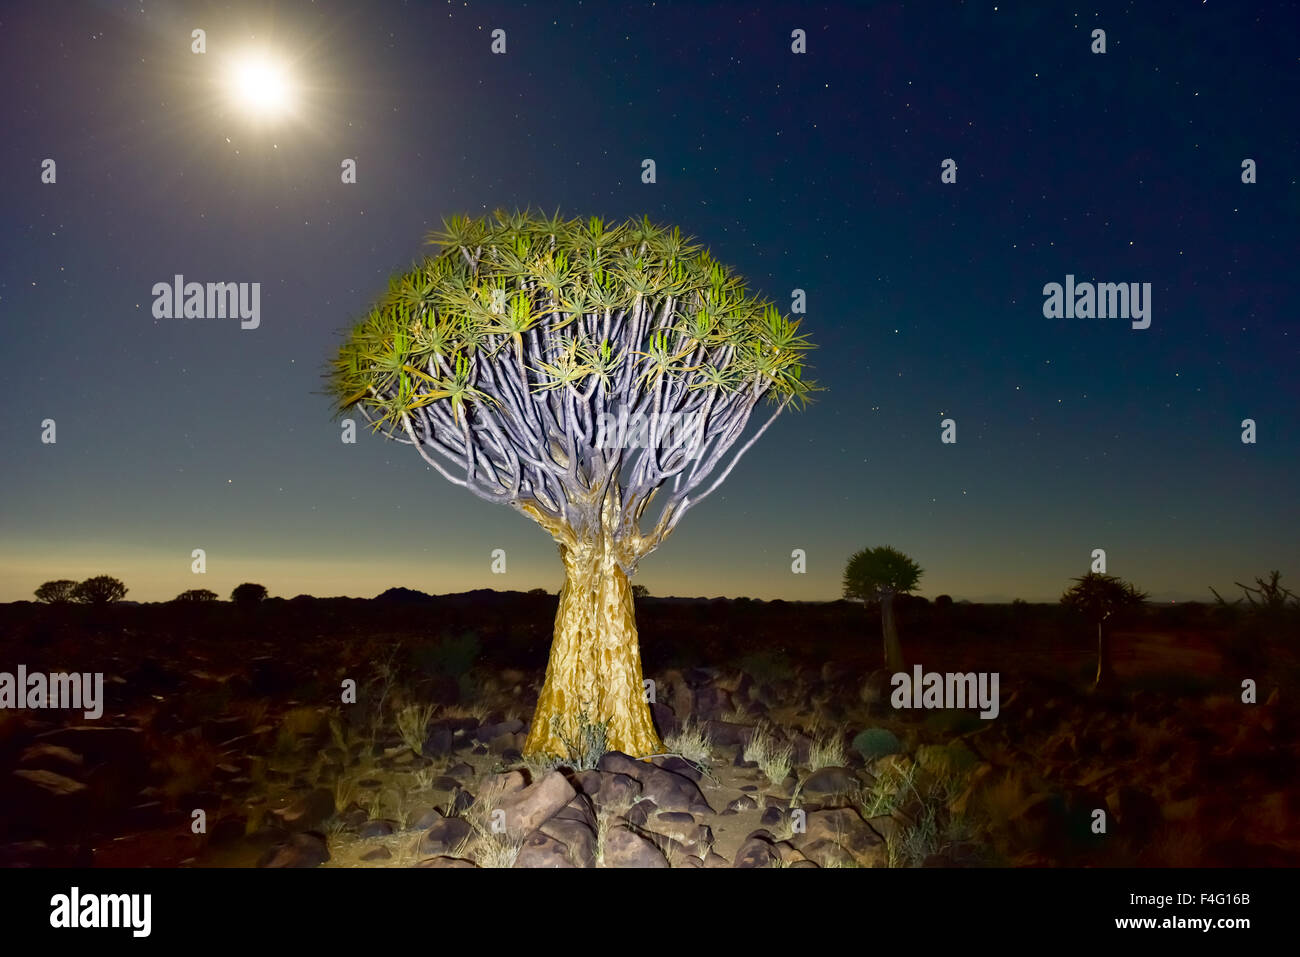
(522, 534, 663, 759)
(881, 591, 904, 672)
(329, 213, 814, 764)
(1094, 620, 1116, 690)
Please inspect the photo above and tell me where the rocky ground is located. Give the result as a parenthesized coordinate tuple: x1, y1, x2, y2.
(2, 597, 1297, 867)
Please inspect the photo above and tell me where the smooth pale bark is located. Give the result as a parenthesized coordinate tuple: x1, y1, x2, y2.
(881, 592, 904, 672)
(522, 535, 663, 759)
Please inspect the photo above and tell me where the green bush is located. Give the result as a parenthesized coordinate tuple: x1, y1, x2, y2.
(412, 630, 482, 678)
(739, 648, 794, 683)
(851, 727, 902, 761)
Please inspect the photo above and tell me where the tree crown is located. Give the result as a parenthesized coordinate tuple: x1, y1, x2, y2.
(71, 575, 128, 605)
(843, 546, 924, 600)
(1060, 572, 1147, 621)
(327, 210, 818, 559)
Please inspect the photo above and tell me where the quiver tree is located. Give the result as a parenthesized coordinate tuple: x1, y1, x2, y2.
(231, 583, 269, 606)
(71, 575, 128, 606)
(329, 210, 815, 758)
(842, 546, 923, 672)
(1060, 572, 1147, 690)
(35, 580, 79, 604)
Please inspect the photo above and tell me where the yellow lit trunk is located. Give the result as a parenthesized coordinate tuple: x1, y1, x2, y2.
(522, 537, 663, 759)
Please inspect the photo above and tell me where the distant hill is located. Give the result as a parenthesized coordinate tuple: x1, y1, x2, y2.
(373, 586, 435, 604)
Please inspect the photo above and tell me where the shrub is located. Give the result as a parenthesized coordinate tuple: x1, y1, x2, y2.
(851, 727, 902, 761)
(173, 588, 218, 602)
(231, 582, 268, 605)
(552, 708, 608, 771)
(71, 575, 128, 605)
(412, 631, 482, 679)
(738, 648, 794, 683)
(34, 580, 79, 604)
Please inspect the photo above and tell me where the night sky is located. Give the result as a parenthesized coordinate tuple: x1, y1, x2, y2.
(1, 1, 1296, 604)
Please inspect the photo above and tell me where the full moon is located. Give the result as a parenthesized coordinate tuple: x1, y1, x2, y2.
(226, 50, 295, 119)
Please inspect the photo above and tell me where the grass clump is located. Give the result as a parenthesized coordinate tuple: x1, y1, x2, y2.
(665, 719, 714, 765)
(395, 702, 437, 756)
(744, 722, 794, 785)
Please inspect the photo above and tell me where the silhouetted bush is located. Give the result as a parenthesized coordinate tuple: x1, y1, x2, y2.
(231, 583, 268, 606)
(71, 575, 127, 605)
(34, 580, 79, 604)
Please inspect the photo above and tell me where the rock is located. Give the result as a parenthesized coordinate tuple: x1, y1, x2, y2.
(415, 855, 477, 868)
(597, 752, 713, 814)
(704, 720, 753, 749)
(724, 795, 758, 813)
(8, 769, 88, 836)
(864, 814, 902, 845)
(489, 732, 524, 754)
(759, 806, 784, 827)
(279, 707, 328, 740)
(653, 755, 704, 782)
(359, 819, 396, 839)
(12, 767, 86, 799)
(422, 727, 453, 757)
(361, 846, 393, 861)
(483, 770, 528, 798)
(649, 702, 679, 739)
(772, 840, 808, 864)
(449, 788, 474, 815)
(540, 818, 597, 867)
(692, 686, 732, 718)
(801, 766, 862, 797)
(407, 806, 443, 830)
(625, 800, 658, 827)
(573, 770, 642, 809)
(17, 744, 85, 775)
(496, 770, 577, 836)
(649, 811, 712, 849)
(270, 788, 336, 832)
(799, 839, 859, 867)
(734, 835, 781, 867)
(602, 825, 668, 867)
(791, 808, 887, 867)
(418, 816, 474, 856)
(514, 829, 577, 868)
(474, 719, 525, 743)
(34, 726, 146, 771)
(259, 831, 329, 868)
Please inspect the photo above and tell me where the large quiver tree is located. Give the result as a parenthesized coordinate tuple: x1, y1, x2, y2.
(330, 210, 815, 758)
